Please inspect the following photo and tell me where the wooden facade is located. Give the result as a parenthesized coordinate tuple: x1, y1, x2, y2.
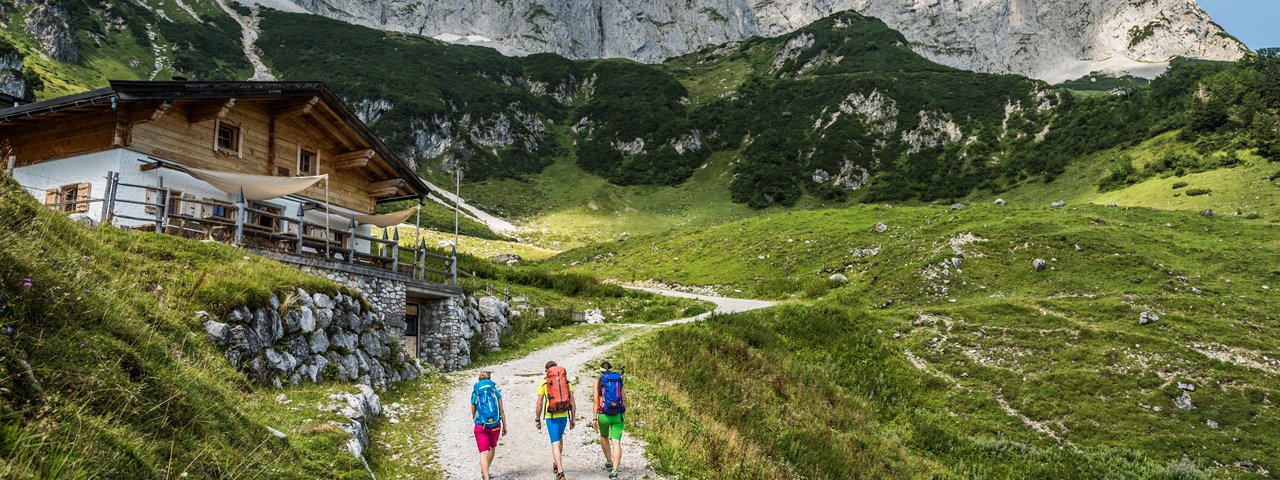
(0, 81, 427, 213)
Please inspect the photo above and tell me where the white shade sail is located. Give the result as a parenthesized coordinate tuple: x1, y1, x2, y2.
(185, 167, 327, 201)
(340, 205, 419, 228)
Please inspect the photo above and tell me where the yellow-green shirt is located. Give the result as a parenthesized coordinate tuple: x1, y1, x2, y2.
(538, 379, 572, 419)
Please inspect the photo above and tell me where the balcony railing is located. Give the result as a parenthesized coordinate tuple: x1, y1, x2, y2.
(100, 170, 455, 286)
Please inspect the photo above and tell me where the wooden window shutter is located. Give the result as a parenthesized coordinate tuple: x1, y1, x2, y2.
(44, 188, 59, 210)
(76, 183, 91, 213)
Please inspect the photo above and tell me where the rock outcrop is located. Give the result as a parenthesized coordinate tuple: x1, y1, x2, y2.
(200, 288, 420, 391)
(260, 0, 1246, 82)
(0, 48, 29, 101)
(23, 0, 79, 63)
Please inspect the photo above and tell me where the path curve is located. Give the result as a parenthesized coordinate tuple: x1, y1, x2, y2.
(434, 290, 773, 479)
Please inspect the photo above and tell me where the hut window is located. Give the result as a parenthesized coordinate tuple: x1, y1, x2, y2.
(45, 183, 90, 213)
(215, 121, 241, 153)
(298, 148, 317, 176)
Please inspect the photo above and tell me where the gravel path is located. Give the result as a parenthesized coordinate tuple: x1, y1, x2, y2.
(434, 290, 772, 479)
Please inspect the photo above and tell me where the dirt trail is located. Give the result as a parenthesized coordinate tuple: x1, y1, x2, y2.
(434, 290, 772, 479)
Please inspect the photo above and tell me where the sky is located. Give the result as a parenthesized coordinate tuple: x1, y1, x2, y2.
(1197, 0, 1280, 50)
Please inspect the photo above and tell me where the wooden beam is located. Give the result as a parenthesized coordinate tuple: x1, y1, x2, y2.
(369, 178, 405, 190)
(370, 187, 402, 198)
(124, 100, 172, 125)
(139, 161, 162, 172)
(187, 98, 236, 123)
(268, 97, 320, 118)
(304, 109, 358, 150)
(332, 149, 374, 169)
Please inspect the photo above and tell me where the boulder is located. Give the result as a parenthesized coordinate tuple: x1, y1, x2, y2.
(295, 288, 314, 307)
(287, 335, 310, 359)
(1139, 311, 1160, 325)
(1191, 287, 1203, 295)
(1201, 209, 1214, 218)
(299, 307, 317, 333)
(226, 307, 249, 325)
(313, 292, 333, 309)
(478, 296, 506, 323)
(309, 330, 330, 354)
(315, 307, 333, 330)
(1032, 259, 1047, 272)
(874, 222, 888, 233)
(310, 355, 329, 383)
(584, 309, 606, 325)
(950, 203, 965, 210)
(283, 310, 302, 335)
(1051, 201, 1066, 208)
(994, 198, 1006, 206)
(950, 257, 963, 269)
(202, 316, 231, 347)
(829, 273, 850, 283)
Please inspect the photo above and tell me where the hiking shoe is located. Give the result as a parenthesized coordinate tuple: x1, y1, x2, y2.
(604, 460, 613, 470)
(609, 470, 620, 479)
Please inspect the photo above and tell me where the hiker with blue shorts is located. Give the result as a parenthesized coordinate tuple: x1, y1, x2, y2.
(536, 360, 576, 479)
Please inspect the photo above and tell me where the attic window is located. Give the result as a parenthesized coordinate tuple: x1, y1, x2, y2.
(215, 121, 241, 154)
(298, 148, 318, 176)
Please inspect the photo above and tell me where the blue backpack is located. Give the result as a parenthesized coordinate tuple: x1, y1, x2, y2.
(600, 371, 625, 415)
(472, 380, 502, 428)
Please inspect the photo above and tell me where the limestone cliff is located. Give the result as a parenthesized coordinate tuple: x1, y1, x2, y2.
(251, 0, 1247, 82)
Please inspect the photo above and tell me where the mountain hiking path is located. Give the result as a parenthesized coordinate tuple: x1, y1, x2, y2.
(421, 179, 521, 236)
(434, 289, 773, 479)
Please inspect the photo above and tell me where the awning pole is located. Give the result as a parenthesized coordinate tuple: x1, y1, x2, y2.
(324, 175, 331, 259)
(414, 197, 422, 255)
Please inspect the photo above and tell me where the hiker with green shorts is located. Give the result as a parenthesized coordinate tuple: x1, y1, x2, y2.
(592, 361, 627, 479)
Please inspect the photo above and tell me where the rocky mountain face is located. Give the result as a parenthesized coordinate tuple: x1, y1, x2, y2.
(260, 0, 1246, 82)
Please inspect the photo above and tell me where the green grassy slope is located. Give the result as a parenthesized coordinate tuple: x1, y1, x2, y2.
(598, 203, 1279, 478)
(996, 131, 1280, 220)
(0, 174, 383, 477)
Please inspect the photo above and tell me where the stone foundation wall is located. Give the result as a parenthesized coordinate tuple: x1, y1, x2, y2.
(200, 288, 418, 391)
(294, 265, 407, 328)
(417, 294, 514, 371)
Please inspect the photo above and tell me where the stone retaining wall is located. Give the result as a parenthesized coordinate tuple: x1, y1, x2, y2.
(293, 265, 407, 328)
(417, 294, 514, 371)
(200, 288, 418, 391)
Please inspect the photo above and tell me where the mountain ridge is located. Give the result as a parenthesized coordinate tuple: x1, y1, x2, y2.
(247, 0, 1247, 82)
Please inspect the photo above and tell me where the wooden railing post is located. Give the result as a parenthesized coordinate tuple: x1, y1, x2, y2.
(234, 187, 246, 247)
(417, 239, 427, 281)
(347, 219, 357, 264)
(101, 171, 116, 225)
(391, 228, 400, 273)
(295, 206, 305, 253)
(380, 229, 389, 258)
(154, 176, 167, 234)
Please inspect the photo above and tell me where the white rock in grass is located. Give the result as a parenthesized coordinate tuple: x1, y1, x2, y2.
(1033, 259, 1047, 272)
(1174, 391, 1195, 411)
(1139, 311, 1160, 325)
(829, 273, 849, 283)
